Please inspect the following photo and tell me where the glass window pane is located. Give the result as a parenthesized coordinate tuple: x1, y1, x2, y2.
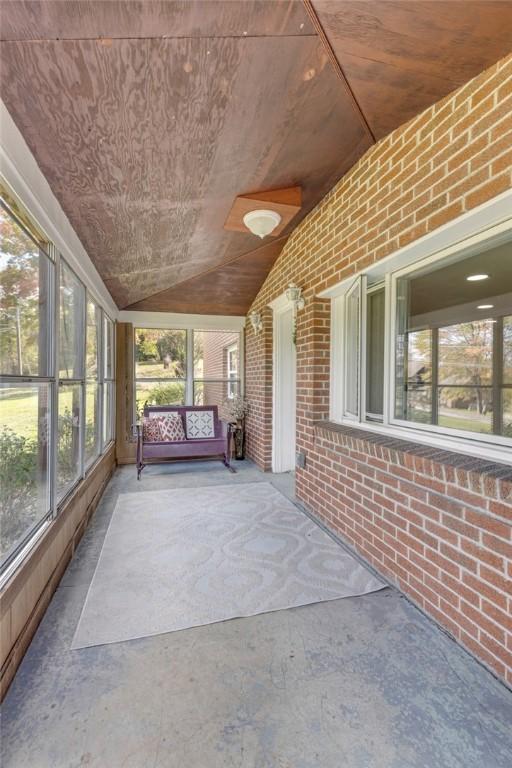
(438, 320, 493, 386)
(345, 285, 359, 417)
(438, 386, 492, 434)
(135, 328, 186, 379)
(135, 381, 185, 412)
(0, 205, 52, 377)
(193, 330, 239, 379)
(104, 315, 114, 379)
(103, 381, 114, 445)
(57, 383, 81, 499)
(0, 382, 51, 565)
(405, 385, 432, 424)
(194, 380, 240, 409)
(502, 389, 512, 437)
(366, 288, 385, 416)
(86, 299, 100, 379)
(59, 261, 85, 379)
(504, 316, 512, 385)
(84, 382, 99, 466)
(394, 241, 512, 438)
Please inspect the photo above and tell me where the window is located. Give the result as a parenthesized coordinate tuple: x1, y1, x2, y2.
(394, 244, 512, 440)
(331, 233, 512, 453)
(1, 191, 115, 578)
(133, 328, 242, 417)
(226, 343, 238, 398)
(366, 287, 385, 419)
(0, 202, 53, 568)
(57, 260, 84, 499)
(85, 297, 100, 467)
(102, 314, 115, 447)
(193, 330, 241, 408)
(134, 328, 186, 412)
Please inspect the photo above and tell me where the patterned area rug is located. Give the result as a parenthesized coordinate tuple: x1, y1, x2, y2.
(71, 483, 384, 649)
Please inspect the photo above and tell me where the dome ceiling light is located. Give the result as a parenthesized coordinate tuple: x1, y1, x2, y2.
(243, 209, 282, 239)
(224, 186, 302, 238)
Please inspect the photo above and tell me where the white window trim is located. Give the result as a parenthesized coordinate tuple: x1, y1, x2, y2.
(326, 194, 512, 466)
(226, 342, 238, 399)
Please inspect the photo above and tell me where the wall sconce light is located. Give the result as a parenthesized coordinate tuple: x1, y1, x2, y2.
(285, 283, 305, 312)
(249, 311, 263, 334)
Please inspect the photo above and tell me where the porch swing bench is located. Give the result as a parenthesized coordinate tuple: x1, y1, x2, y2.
(136, 404, 233, 479)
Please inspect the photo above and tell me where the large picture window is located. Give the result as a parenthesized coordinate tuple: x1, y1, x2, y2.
(394, 244, 512, 439)
(0, 202, 53, 568)
(134, 327, 242, 416)
(134, 328, 186, 412)
(1, 192, 115, 577)
(331, 232, 512, 454)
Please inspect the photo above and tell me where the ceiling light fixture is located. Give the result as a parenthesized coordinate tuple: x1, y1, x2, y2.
(243, 209, 282, 239)
(466, 273, 489, 281)
(477, 304, 494, 309)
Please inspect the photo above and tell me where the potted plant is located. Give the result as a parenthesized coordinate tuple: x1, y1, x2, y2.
(223, 395, 249, 460)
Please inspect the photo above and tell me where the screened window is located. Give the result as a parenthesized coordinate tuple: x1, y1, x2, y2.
(134, 328, 186, 412)
(85, 298, 100, 466)
(102, 314, 115, 447)
(1, 192, 115, 578)
(0, 203, 53, 568)
(133, 328, 242, 416)
(57, 261, 84, 499)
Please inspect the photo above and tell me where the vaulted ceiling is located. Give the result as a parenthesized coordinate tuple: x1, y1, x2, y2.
(1, 1, 511, 315)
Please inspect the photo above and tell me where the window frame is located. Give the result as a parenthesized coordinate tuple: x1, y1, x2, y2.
(0, 200, 55, 573)
(329, 222, 512, 458)
(101, 313, 115, 450)
(134, 327, 188, 413)
(133, 327, 243, 417)
(226, 342, 239, 399)
(388, 252, 512, 449)
(0, 189, 116, 581)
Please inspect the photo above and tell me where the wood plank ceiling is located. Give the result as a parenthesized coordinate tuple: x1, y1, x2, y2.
(1, 1, 511, 315)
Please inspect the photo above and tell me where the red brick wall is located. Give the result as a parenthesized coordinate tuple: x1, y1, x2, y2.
(244, 55, 512, 684)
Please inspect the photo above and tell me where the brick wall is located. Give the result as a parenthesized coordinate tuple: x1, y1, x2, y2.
(244, 54, 512, 684)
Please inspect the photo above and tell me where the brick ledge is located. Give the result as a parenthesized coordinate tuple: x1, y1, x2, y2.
(313, 421, 512, 501)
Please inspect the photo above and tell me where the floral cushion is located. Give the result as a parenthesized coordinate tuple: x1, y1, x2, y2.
(185, 410, 215, 439)
(157, 413, 185, 442)
(143, 418, 162, 442)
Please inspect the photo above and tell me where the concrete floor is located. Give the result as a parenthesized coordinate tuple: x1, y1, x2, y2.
(2, 460, 512, 768)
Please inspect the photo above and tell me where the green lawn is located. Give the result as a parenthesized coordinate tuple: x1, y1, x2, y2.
(0, 388, 74, 440)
